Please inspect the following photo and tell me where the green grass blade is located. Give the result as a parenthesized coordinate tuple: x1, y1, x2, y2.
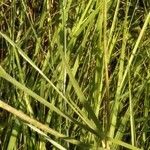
(0, 100, 91, 147)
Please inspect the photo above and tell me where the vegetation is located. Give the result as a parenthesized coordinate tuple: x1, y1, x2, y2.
(0, 0, 150, 149)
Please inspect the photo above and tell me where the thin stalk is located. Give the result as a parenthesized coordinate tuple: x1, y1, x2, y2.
(128, 63, 136, 146)
(103, 0, 110, 130)
(109, 0, 130, 139)
(62, 0, 67, 93)
(107, 0, 120, 48)
(103, 0, 110, 148)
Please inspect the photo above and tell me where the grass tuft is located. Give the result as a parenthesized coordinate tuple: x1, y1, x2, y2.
(0, 0, 150, 149)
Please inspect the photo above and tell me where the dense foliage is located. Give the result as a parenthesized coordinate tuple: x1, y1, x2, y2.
(0, 0, 150, 149)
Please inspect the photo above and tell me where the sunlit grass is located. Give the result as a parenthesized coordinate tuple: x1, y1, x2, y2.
(0, 0, 150, 149)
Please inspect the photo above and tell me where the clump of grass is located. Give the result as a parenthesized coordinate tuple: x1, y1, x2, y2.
(0, 0, 150, 149)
